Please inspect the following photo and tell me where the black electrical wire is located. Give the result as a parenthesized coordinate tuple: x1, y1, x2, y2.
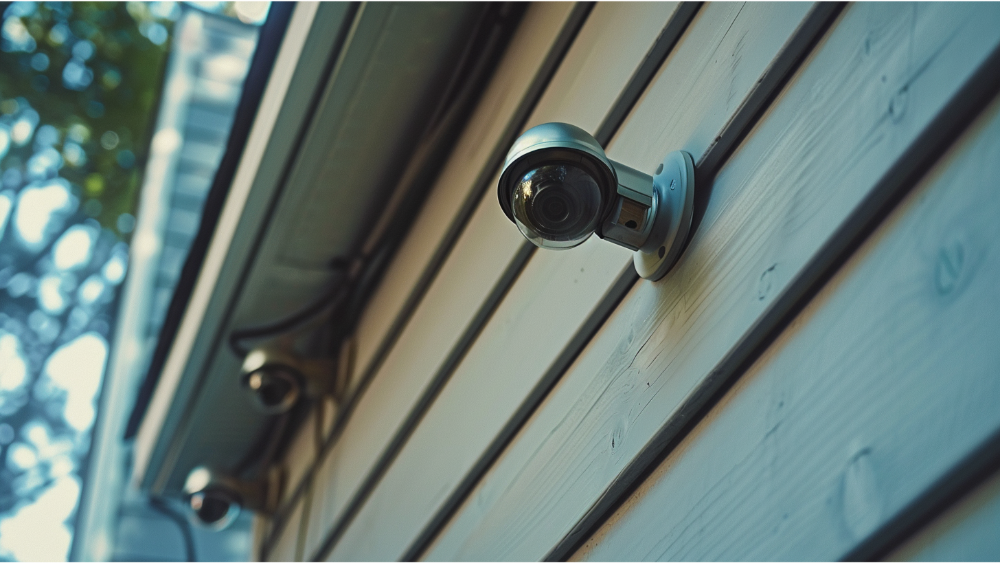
(256, 411, 292, 471)
(227, 268, 350, 479)
(324, 3, 518, 349)
(227, 1, 503, 362)
(226, 262, 351, 357)
(149, 496, 197, 562)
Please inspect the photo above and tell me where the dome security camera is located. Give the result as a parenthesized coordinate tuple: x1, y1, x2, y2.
(182, 466, 281, 530)
(239, 346, 338, 415)
(497, 122, 695, 281)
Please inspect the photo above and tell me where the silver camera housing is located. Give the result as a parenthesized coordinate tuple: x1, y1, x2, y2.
(239, 346, 338, 414)
(497, 122, 695, 281)
(182, 466, 281, 530)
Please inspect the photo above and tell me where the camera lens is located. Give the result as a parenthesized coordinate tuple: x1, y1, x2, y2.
(190, 490, 239, 528)
(245, 366, 300, 413)
(536, 189, 570, 225)
(511, 164, 602, 249)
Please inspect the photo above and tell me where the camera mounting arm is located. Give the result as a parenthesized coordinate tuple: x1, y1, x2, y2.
(601, 151, 695, 280)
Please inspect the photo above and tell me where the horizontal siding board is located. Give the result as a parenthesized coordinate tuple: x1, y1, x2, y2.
(888, 469, 1000, 561)
(324, 3, 690, 560)
(426, 3, 1000, 561)
(575, 79, 1000, 562)
(301, 3, 578, 555)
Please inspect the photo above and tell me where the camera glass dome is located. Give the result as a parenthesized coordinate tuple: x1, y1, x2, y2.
(189, 488, 240, 529)
(244, 365, 301, 414)
(511, 163, 602, 249)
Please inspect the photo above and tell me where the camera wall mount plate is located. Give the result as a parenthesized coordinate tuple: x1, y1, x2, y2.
(633, 150, 695, 281)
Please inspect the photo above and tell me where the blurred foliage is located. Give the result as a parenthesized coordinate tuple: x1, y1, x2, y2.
(0, 1, 176, 236)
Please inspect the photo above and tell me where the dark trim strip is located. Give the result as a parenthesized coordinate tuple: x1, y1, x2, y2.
(848, 431, 1000, 561)
(691, 1, 844, 233)
(552, 5, 1000, 561)
(123, 2, 297, 439)
(403, 4, 704, 558)
(695, 3, 840, 178)
(546, 3, 846, 559)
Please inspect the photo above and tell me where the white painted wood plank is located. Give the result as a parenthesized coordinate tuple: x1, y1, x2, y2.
(427, 3, 1000, 560)
(280, 407, 319, 503)
(300, 396, 337, 545)
(266, 496, 303, 562)
(350, 3, 574, 391)
(302, 3, 577, 554)
(336, 3, 817, 561)
(889, 470, 1000, 561)
(305, 424, 341, 556)
(575, 82, 1000, 562)
(521, 3, 678, 131)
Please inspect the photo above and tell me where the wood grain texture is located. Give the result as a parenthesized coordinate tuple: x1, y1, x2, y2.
(888, 469, 1000, 561)
(575, 78, 1000, 563)
(299, 3, 577, 554)
(349, 3, 572, 391)
(427, 3, 1000, 561)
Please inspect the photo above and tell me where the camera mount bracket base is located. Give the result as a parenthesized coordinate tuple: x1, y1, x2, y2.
(634, 150, 695, 281)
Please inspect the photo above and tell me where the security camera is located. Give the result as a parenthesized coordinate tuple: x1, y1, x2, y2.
(182, 466, 281, 530)
(497, 122, 695, 281)
(239, 346, 338, 414)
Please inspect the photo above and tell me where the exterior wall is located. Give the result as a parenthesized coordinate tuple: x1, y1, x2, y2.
(254, 2, 1000, 560)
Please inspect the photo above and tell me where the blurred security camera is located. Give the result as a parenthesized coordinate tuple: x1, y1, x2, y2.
(239, 346, 337, 414)
(182, 466, 281, 529)
(497, 122, 695, 281)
